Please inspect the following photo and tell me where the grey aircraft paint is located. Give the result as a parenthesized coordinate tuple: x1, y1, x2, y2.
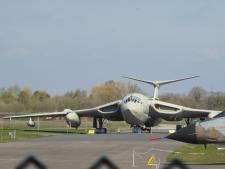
(167, 114, 225, 144)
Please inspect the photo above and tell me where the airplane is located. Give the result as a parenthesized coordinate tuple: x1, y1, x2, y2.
(2, 76, 222, 133)
(166, 111, 225, 149)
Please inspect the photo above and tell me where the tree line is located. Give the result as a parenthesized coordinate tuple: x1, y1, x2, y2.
(0, 81, 142, 113)
(0, 81, 224, 114)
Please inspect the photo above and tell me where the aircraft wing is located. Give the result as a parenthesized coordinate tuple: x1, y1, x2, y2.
(151, 100, 222, 120)
(2, 100, 123, 121)
(2, 111, 67, 119)
(181, 107, 222, 118)
(76, 100, 122, 119)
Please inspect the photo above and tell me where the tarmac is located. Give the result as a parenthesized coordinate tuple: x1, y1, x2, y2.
(0, 133, 225, 169)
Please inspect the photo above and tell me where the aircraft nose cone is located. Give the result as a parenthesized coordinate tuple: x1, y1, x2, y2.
(166, 124, 198, 144)
(121, 104, 144, 125)
(122, 108, 141, 124)
(121, 102, 136, 116)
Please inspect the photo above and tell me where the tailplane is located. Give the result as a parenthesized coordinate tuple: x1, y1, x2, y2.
(122, 76, 199, 99)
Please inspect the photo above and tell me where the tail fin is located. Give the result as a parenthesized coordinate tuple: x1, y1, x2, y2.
(122, 76, 199, 99)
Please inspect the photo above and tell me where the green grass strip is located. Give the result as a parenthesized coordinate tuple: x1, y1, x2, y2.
(167, 144, 225, 164)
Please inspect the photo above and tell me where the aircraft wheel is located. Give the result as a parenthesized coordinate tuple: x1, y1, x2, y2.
(96, 128, 107, 134)
(132, 126, 142, 133)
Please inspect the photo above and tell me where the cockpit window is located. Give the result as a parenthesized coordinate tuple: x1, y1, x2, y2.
(124, 95, 142, 104)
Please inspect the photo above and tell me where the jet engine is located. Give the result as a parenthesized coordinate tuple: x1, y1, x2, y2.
(27, 117, 35, 127)
(65, 112, 81, 128)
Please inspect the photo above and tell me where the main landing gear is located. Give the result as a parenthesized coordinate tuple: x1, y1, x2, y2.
(93, 117, 107, 134)
(185, 118, 191, 126)
(176, 118, 193, 131)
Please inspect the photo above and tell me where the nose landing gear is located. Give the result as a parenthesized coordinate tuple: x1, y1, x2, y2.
(132, 125, 152, 133)
(132, 126, 142, 133)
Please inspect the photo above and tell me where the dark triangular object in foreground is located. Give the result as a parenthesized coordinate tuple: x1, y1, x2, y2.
(16, 156, 47, 169)
(163, 159, 189, 169)
(89, 156, 119, 169)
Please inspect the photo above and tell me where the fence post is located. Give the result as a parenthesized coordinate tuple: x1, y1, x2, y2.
(37, 117, 40, 134)
(132, 150, 135, 167)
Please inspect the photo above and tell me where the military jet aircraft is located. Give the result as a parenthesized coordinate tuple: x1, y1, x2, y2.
(2, 76, 222, 133)
(166, 111, 225, 149)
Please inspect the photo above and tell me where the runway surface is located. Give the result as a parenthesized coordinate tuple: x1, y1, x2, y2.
(0, 133, 224, 169)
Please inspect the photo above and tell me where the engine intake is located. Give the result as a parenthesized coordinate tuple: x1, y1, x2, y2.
(65, 112, 81, 128)
(27, 118, 35, 127)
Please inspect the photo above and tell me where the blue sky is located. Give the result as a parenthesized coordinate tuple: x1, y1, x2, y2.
(0, 1, 225, 96)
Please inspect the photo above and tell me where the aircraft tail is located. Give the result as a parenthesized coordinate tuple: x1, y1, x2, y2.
(122, 76, 199, 99)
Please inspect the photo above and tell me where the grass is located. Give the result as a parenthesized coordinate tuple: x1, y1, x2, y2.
(0, 129, 52, 143)
(0, 118, 130, 129)
(0, 119, 84, 143)
(23, 128, 87, 134)
(0, 118, 130, 143)
(167, 144, 225, 164)
(0, 127, 90, 143)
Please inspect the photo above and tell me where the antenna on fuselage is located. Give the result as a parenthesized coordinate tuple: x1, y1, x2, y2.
(122, 76, 199, 100)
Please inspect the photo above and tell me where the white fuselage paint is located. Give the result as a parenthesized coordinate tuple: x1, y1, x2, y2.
(120, 93, 149, 126)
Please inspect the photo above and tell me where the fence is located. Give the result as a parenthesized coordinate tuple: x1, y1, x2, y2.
(16, 156, 190, 169)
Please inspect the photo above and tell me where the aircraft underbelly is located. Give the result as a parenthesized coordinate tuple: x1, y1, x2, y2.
(150, 108, 182, 121)
(149, 103, 183, 121)
(159, 113, 182, 121)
